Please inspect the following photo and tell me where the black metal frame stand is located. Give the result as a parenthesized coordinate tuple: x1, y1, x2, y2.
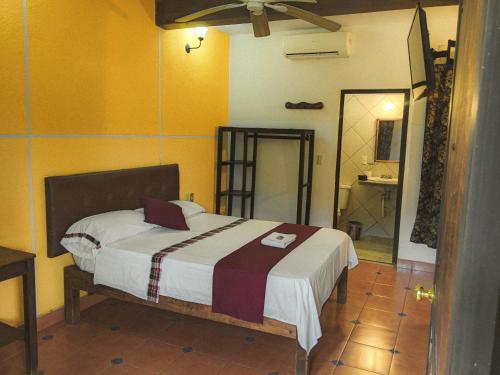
(215, 127, 315, 224)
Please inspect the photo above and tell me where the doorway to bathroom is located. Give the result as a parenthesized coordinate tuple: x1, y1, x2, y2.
(333, 89, 410, 264)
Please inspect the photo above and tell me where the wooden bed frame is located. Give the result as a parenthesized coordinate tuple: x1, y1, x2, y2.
(45, 164, 348, 375)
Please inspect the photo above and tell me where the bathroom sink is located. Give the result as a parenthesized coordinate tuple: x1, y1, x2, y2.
(360, 177, 399, 186)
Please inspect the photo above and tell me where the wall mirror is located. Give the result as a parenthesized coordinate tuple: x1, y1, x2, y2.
(375, 119, 403, 162)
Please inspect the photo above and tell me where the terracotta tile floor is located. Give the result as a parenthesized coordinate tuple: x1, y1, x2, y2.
(0, 260, 434, 375)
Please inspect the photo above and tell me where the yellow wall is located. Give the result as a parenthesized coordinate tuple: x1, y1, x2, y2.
(0, 0, 229, 325)
(163, 29, 229, 136)
(0, 1, 26, 134)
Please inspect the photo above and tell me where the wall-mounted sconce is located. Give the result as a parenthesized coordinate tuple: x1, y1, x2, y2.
(185, 27, 208, 53)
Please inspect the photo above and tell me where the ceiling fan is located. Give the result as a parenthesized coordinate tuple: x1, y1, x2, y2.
(175, 0, 342, 38)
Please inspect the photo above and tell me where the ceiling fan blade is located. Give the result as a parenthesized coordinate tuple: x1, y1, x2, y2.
(175, 3, 245, 23)
(250, 9, 271, 37)
(266, 0, 317, 3)
(270, 3, 341, 32)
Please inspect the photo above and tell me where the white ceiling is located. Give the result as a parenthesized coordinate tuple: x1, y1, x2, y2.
(215, 7, 450, 35)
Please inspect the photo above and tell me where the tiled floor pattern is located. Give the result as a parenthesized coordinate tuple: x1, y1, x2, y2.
(0, 260, 434, 375)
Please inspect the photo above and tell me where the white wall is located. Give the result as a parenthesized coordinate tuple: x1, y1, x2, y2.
(228, 6, 458, 263)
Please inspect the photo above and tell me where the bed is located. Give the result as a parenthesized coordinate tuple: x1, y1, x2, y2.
(45, 164, 358, 375)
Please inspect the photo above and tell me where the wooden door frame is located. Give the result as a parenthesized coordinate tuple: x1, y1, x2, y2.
(429, 0, 500, 373)
(333, 88, 411, 265)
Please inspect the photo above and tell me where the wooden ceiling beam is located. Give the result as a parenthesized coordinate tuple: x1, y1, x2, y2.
(156, 0, 459, 30)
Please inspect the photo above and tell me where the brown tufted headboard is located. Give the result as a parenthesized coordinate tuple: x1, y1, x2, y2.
(45, 164, 179, 258)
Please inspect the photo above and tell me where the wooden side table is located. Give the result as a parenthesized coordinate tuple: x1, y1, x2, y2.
(0, 246, 38, 374)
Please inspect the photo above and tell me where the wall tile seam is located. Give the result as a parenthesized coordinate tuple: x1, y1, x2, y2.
(22, 0, 39, 316)
(0, 135, 217, 139)
(158, 30, 164, 165)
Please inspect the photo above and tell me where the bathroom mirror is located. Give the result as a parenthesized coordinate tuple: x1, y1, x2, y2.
(375, 119, 403, 162)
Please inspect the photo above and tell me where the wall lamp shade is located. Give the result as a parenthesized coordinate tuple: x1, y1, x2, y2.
(196, 27, 208, 39)
(185, 27, 208, 53)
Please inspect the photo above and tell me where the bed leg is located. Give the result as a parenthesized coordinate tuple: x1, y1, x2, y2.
(295, 341, 309, 375)
(64, 268, 80, 324)
(337, 266, 348, 304)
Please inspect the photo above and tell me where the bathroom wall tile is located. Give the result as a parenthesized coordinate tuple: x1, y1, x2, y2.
(385, 94, 406, 111)
(365, 193, 386, 220)
(371, 163, 395, 178)
(343, 129, 365, 157)
(384, 209, 397, 222)
(353, 113, 377, 143)
(355, 94, 386, 112)
(384, 192, 398, 211)
(347, 205, 376, 231)
(368, 136, 377, 157)
(361, 189, 397, 238)
(350, 181, 379, 206)
(380, 215, 396, 237)
(351, 145, 376, 173)
(386, 163, 401, 178)
(343, 97, 367, 132)
(346, 193, 362, 215)
(370, 96, 404, 119)
(341, 159, 362, 186)
(341, 150, 350, 166)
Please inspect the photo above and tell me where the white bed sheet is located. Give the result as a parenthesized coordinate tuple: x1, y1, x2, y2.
(73, 255, 96, 273)
(87, 213, 358, 352)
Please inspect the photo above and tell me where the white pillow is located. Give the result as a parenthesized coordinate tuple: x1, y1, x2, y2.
(61, 210, 157, 259)
(170, 200, 206, 218)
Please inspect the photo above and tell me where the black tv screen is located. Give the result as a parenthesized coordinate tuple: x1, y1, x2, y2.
(407, 4, 435, 100)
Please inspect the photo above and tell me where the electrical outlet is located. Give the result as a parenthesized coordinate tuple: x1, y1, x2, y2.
(361, 155, 368, 165)
(187, 193, 194, 202)
(316, 155, 323, 165)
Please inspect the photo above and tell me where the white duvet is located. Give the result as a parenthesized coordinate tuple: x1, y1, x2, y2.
(76, 213, 358, 352)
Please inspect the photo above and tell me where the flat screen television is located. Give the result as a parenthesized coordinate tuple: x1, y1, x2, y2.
(407, 4, 435, 100)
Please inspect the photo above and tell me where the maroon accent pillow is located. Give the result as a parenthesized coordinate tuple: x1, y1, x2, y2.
(143, 197, 189, 230)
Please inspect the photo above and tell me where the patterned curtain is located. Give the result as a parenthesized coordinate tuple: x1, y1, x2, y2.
(377, 121, 395, 160)
(410, 63, 454, 248)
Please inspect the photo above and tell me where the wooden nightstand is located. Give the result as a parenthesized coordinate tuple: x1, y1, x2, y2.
(0, 246, 38, 374)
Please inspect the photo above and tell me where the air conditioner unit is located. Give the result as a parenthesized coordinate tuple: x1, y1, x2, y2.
(284, 32, 352, 59)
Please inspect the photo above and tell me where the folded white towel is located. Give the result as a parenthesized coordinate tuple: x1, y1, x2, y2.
(261, 232, 297, 249)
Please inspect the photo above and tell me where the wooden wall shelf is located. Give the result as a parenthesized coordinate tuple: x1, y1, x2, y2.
(285, 102, 324, 110)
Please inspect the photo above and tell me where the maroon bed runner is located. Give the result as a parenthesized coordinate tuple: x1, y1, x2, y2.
(147, 218, 248, 303)
(212, 223, 321, 323)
